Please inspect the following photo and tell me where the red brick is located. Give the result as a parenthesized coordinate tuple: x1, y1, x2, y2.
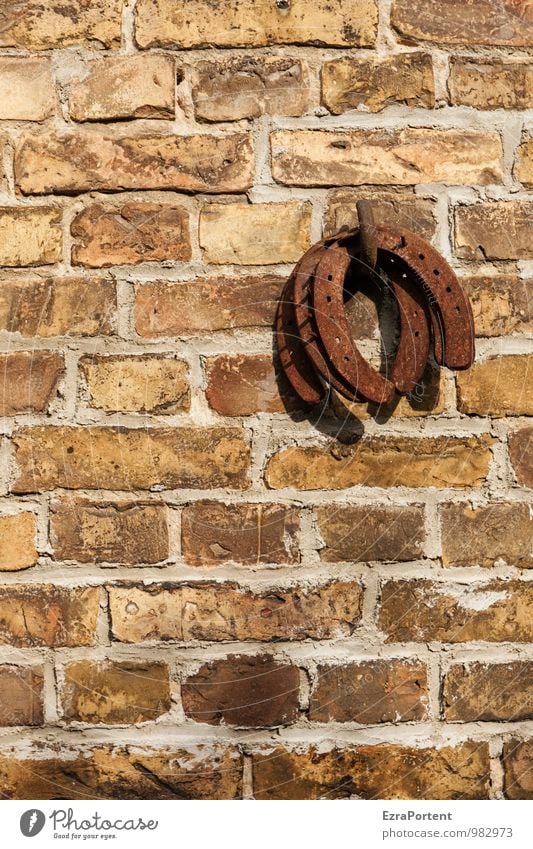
(0, 585, 99, 648)
(0, 666, 43, 726)
(182, 655, 300, 727)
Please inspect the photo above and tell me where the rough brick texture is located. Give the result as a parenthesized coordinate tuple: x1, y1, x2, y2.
(0, 0, 530, 802)
(182, 655, 300, 727)
(181, 501, 299, 566)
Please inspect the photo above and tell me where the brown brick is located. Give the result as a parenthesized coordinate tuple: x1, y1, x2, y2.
(0, 514, 37, 572)
(456, 355, 533, 416)
(0, 277, 116, 338)
(0, 351, 63, 415)
(80, 355, 190, 414)
(15, 131, 253, 195)
(441, 502, 532, 568)
(135, 275, 283, 337)
(391, 0, 533, 47)
(455, 202, 533, 261)
(181, 501, 299, 566)
(182, 655, 300, 727)
(0, 585, 99, 648)
(449, 59, 533, 109)
(253, 742, 490, 799)
(0, 0, 122, 49)
(0, 208, 62, 266)
(192, 56, 310, 122)
(461, 275, 533, 337)
(324, 189, 437, 240)
(61, 660, 171, 724)
(135, 0, 378, 49)
(12, 426, 250, 493)
(0, 666, 43, 726)
(322, 53, 434, 114)
(271, 129, 503, 187)
(200, 203, 311, 265)
(515, 138, 533, 185)
(51, 498, 169, 565)
(443, 662, 533, 722)
(509, 427, 532, 487)
(503, 740, 533, 800)
(266, 435, 493, 490)
(316, 504, 425, 563)
(109, 580, 362, 643)
(70, 55, 175, 122)
(379, 579, 533, 643)
(0, 745, 242, 800)
(71, 202, 191, 268)
(206, 354, 299, 416)
(310, 659, 428, 723)
(0, 58, 56, 120)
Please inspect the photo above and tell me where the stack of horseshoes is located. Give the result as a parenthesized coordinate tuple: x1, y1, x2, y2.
(276, 201, 475, 407)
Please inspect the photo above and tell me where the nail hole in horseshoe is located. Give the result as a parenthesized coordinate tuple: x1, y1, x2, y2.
(326, 295, 332, 302)
(415, 331, 420, 337)
(419, 253, 425, 260)
(327, 274, 333, 281)
(446, 286, 452, 293)
(433, 269, 440, 276)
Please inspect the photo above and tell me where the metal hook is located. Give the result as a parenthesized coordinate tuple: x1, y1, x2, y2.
(356, 199, 378, 270)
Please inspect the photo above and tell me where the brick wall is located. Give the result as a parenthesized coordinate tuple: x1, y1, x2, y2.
(0, 0, 531, 800)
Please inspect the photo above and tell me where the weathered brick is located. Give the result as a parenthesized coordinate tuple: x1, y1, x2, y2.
(0, 745, 242, 800)
(109, 580, 362, 643)
(51, 498, 169, 565)
(0, 58, 56, 120)
(316, 504, 425, 563)
(0, 585, 99, 647)
(12, 426, 250, 492)
(80, 355, 190, 414)
(0, 351, 63, 415)
(0, 277, 116, 338)
(0, 0, 123, 50)
(449, 59, 533, 109)
(322, 53, 434, 114)
(310, 660, 428, 723)
(192, 56, 310, 122)
(271, 129, 503, 187)
(0, 666, 43, 726)
(455, 202, 533, 261)
(200, 203, 311, 265)
(515, 138, 533, 185)
(15, 131, 254, 195)
(391, 0, 533, 47)
(456, 355, 533, 416)
(70, 55, 175, 122)
(71, 202, 191, 268)
(0, 513, 37, 571)
(60, 660, 171, 724)
(205, 354, 299, 416)
(461, 275, 533, 337)
(182, 655, 300, 727)
(379, 579, 533, 643)
(135, 0, 378, 49)
(253, 742, 490, 799)
(266, 435, 493, 490)
(135, 276, 284, 337)
(443, 662, 533, 721)
(441, 502, 532, 568)
(0, 208, 62, 267)
(181, 501, 299, 566)
(509, 427, 532, 487)
(324, 189, 437, 240)
(503, 740, 533, 800)
(331, 364, 445, 420)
